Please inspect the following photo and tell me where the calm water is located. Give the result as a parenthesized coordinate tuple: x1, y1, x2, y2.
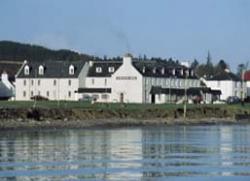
(0, 125, 250, 181)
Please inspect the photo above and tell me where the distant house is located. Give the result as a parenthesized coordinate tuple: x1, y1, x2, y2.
(15, 60, 87, 101)
(0, 72, 15, 100)
(243, 70, 250, 98)
(204, 69, 246, 100)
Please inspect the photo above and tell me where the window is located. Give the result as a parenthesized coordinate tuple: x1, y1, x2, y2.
(31, 91, 34, 97)
(24, 65, 29, 75)
(38, 80, 41, 86)
(101, 94, 109, 99)
(23, 91, 26, 97)
(96, 67, 102, 73)
(92, 94, 99, 101)
(68, 80, 71, 86)
(53, 80, 56, 86)
(108, 67, 115, 73)
(161, 68, 165, 75)
(31, 80, 34, 86)
(68, 91, 71, 98)
(92, 78, 95, 85)
(38, 65, 44, 75)
(217, 81, 220, 87)
(23, 80, 26, 86)
(46, 91, 49, 97)
(153, 68, 156, 74)
(69, 65, 75, 75)
(104, 78, 107, 86)
(158, 94, 161, 101)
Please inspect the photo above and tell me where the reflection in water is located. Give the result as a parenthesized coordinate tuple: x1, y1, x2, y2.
(0, 125, 250, 180)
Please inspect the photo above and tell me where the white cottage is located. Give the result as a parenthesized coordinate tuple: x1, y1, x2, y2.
(204, 69, 246, 101)
(15, 60, 87, 101)
(0, 72, 15, 100)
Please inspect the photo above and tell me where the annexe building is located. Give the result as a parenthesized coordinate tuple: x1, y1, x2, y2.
(204, 69, 246, 100)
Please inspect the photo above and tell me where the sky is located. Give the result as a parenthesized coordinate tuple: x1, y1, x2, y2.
(1, 0, 250, 70)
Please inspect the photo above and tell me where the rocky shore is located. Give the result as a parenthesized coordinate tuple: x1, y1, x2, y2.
(0, 107, 249, 130)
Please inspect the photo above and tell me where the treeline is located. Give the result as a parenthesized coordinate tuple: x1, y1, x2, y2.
(0, 41, 92, 62)
(190, 52, 248, 78)
(0, 41, 247, 78)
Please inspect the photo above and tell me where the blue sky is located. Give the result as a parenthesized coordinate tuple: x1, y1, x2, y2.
(1, 0, 250, 70)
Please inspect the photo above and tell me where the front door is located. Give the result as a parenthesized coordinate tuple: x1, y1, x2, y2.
(120, 93, 124, 103)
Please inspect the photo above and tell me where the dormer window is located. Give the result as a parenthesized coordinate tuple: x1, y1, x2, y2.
(153, 68, 156, 74)
(172, 69, 176, 76)
(180, 69, 184, 76)
(38, 65, 44, 75)
(161, 68, 165, 75)
(108, 67, 115, 73)
(96, 67, 102, 73)
(24, 65, 30, 75)
(142, 66, 146, 73)
(69, 65, 75, 75)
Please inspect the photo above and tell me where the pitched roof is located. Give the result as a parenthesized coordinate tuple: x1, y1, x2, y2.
(132, 60, 197, 79)
(87, 61, 122, 77)
(243, 71, 250, 81)
(207, 71, 241, 81)
(17, 60, 86, 78)
(87, 59, 198, 79)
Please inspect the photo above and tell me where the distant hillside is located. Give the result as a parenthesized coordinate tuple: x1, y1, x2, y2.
(0, 41, 92, 62)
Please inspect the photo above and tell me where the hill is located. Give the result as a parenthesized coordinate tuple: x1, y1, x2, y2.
(0, 40, 96, 78)
(0, 40, 92, 62)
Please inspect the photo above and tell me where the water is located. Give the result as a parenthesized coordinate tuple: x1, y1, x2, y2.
(0, 125, 250, 181)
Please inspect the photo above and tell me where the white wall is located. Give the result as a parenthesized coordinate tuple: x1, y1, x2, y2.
(246, 81, 250, 97)
(15, 78, 79, 101)
(111, 57, 143, 103)
(205, 80, 246, 100)
(85, 77, 111, 88)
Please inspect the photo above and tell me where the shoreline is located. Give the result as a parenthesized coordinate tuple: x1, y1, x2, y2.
(1, 106, 250, 130)
(1, 117, 249, 131)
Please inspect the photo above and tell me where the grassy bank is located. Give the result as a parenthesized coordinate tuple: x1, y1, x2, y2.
(1, 101, 250, 130)
(1, 100, 250, 111)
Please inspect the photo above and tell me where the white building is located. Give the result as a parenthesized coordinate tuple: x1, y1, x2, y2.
(204, 69, 246, 101)
(77, 54, 216, 104)
(243, 71, 250, 98)
(0, 72, 15, 100)
(15, 54, 220, 103)
(15, 60, 87, 101)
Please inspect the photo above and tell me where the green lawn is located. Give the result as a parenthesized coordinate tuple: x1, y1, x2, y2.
(0, 100, 249, 111)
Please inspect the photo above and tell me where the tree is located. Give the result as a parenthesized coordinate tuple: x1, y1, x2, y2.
(191, 59, 199, 69)
(237, 63, 247, 77)
(215, 59, 228, 74)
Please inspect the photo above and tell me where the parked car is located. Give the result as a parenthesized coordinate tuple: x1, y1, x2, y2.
(226, 96, 241, 104)
(79, 95, 92, 102)
(31, 95, 48, 101)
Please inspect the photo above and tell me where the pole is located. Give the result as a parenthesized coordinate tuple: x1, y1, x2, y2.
(184, 73, 187, 119)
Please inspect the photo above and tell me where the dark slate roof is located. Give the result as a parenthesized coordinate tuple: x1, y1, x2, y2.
(17, 60, 86, 78)
(150, 86, 221, 96)
(87, 61, 122, 77)
(87, 59, 198, 79)
(207, 71, 241, 81)
(77, 88, 111, 93)
(133, 60, 197, 79)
